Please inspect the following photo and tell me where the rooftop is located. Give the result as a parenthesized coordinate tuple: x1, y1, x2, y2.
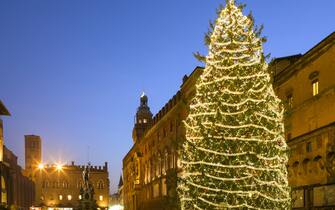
(0, 100, 10, 116)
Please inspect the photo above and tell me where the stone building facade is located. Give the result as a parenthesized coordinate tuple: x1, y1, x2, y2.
(122, 67, 202, 210)
(2, 146, 35, 209)
(25, 135, 42, 176)
(33, 162, 109, 209)
(24, 136, 110, 209)
(123, 32, 335, 210)
(273, 31, 335, 209)
(0, 100, 35, 209)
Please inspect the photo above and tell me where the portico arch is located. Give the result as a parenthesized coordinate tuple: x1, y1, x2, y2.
(1, 175, 7, 205)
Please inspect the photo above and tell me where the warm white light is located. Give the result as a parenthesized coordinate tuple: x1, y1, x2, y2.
(99, 195, 103, 201)
(109, 205, 124, 210)
(67, 195, 72, 200)
(79, 195, 82, 200)
(38, 163, 44, 169)
(312, 80, 319, 96)
(56, 164, 63, 171)
(178, 0, 290, 209)
(59, 195, 63, 200)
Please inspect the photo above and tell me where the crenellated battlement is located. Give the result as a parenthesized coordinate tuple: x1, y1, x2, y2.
(147, 66, 203, 131)
(151, 91, 181, 127)
(41, 161, 108, 172)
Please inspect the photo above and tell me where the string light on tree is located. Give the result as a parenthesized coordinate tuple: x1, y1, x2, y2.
(178, 0, 291, 209)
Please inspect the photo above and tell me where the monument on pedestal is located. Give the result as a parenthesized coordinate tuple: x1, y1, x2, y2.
(77, 163, 98, 210)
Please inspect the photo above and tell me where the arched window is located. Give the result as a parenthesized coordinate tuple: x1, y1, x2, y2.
(1, 176, 7, 205)
(292, 161, 299, 176)
(169, 150, 174, 169)
(146, 161, 150, 182)
(302, 159, 310, 174)
(147, 161, 150, 183)
(77, 181, 83, 189)
(46, 181, 50, 188)
(163, 149, 168, 175)
(162, 178, 167, 196)
(148, 159, 151, 182)
(63, 181, 69, 189)
(144, 162, 147, 184)
(313, 156, 323, 174)
(156, 153, 161, 177)
(153, 156, 158, 178)
(150, 158, 154, 181)
(97, 180, 104, 189)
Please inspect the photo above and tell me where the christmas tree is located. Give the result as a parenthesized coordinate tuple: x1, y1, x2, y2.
(178, 0, 291, 209)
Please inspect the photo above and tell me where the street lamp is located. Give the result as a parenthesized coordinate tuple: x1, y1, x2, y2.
(56, 164, 63, 171)
(38, 163, 44, 169)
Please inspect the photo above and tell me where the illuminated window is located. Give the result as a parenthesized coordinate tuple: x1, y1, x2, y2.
(312, 80, 319, 96)
(1, 176, 7, 205)
(67, 195, 72, 200)
(157, 155, 161, 177)
(169, 152, 174, 169)
(153, 183, 160, 198)
(148, 160, 151, 181)
(163, 150, 168, 174)
(99, 195, 103, 201)
(97, 180, 104, 189)
(59, 195, 63, 200)
(143, 119, 147, 123)
(79, 195, 82, 200)
(162, 178, 167, 196)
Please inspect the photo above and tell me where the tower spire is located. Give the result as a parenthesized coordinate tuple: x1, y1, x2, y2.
(226, 0, 235, 5)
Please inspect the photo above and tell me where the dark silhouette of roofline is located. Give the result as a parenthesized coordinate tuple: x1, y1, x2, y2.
(0, 100, 10, 116)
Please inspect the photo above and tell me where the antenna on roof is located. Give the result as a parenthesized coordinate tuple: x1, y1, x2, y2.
(86, 145, 90, 164)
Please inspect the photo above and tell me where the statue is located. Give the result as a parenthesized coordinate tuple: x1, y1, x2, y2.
(82, 164, 90, 191)
(77, 163, 98, 210)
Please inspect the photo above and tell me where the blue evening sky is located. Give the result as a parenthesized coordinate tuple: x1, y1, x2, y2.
(0, 0, 334, 192)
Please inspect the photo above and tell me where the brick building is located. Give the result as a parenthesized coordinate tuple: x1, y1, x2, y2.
(33, 162, 109, 209)
(0, 100, 35, 209)
(123, 31, 335, 210)
(24, 135, 110, 209)
(123, 67, 202, 210)
(273, 31, 335, 209)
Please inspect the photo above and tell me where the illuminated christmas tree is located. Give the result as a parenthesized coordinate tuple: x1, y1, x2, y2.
(178, 0, 291, 209)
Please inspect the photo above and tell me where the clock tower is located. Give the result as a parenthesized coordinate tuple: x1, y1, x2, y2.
(132, 93, 153, 143)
